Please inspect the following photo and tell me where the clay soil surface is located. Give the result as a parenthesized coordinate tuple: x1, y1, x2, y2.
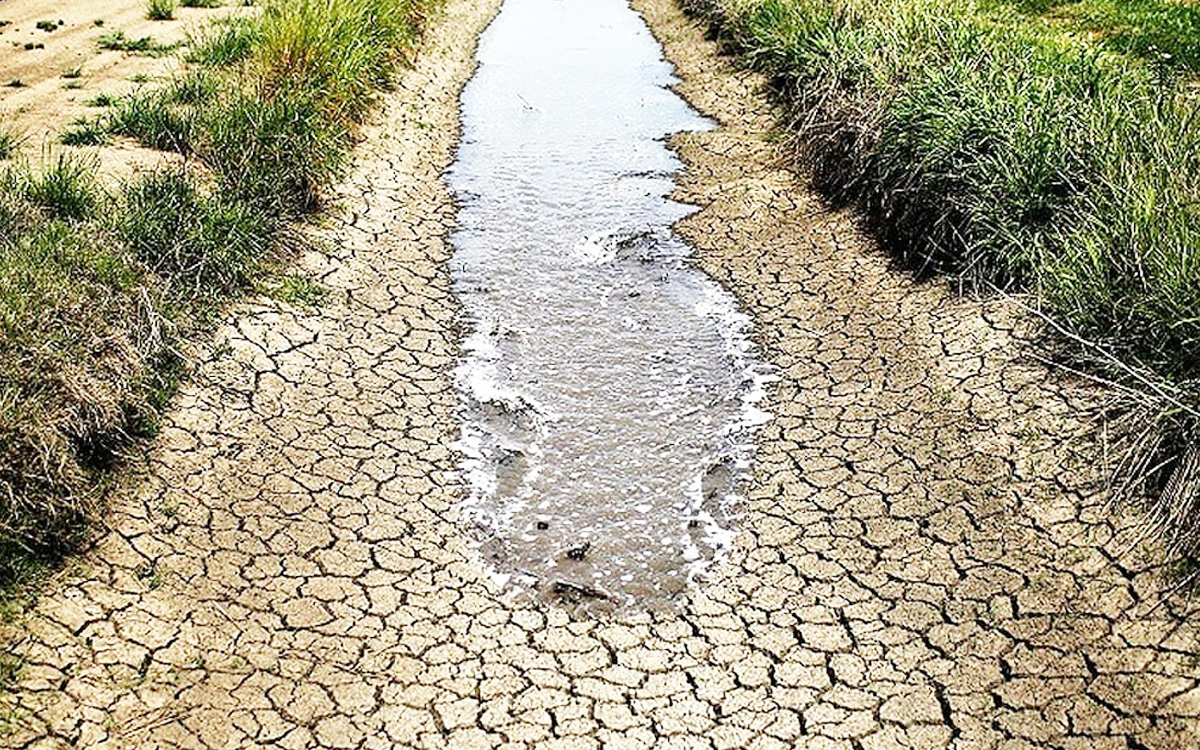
(0, 0, 243, 178)
(1, 0, 1200, 747)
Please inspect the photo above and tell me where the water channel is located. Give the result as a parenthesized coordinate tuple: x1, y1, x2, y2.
(449, 0, 770, 614)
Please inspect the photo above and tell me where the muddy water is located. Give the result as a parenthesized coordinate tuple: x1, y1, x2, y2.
(450, 0, 768, 614)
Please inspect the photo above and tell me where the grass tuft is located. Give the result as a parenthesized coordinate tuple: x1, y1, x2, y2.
(19, 154, 99, 221)
(266, 274, 329, 307)
(146, 0, 178, 21)
(199, 89, 348, 213)
(187, 16, 261, 65)
(60, 118, 109, 147)
(0, 128, 20, 160)
(107, 88, 199, 153)
(98, 31, 179, 56)
(117, 170, 273, 299)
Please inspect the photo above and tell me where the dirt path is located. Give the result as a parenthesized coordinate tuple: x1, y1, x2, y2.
(3, 0, 1200, 747)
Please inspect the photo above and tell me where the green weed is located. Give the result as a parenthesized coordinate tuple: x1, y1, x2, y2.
(266, 274, 329, 307)
(187, 16, 261, 65)
(0, 650, 25, 688)
(98, 31, 179, 56)
(60, 117, 109, 146)
(146, 0, 178, 21)
(0, 546, 49, 624)
(0, 128, 20, 160)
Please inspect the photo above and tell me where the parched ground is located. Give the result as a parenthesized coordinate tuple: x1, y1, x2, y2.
(3, 0, 1200, 747)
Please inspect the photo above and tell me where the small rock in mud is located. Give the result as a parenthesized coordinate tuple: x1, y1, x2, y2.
(565, 542, 590, 561)
(552, 579, 608, 601)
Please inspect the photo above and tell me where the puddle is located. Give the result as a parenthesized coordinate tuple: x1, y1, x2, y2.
(449, 0, 770, 615)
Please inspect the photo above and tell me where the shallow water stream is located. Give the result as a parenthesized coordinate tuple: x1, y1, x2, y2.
(450, 0, 768, 614)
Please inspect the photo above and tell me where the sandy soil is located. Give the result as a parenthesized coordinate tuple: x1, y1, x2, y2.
(0, 0, 243, 179)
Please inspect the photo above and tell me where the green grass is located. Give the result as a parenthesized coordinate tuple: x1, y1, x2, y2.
(0, 167, 141, 569)
(266, 274, 329, 307)
(0, 129, 19, 160)
(19, 154, 99, 221)
(146, 0, 178, 21)
(97, 31, 180, 56)
(117, 170, 274, 300)
(60, 117, 110, 146)
(0, 551, 52, 624)
(187, 17, 261, 65)
(983, 0, 1200, 73)
(107, 86, 200, 153)
(0, 0, 443, 610)
(686, 0, 1200, 554)
(199, 89, 348, 213)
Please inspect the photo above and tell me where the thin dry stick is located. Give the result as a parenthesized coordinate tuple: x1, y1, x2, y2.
(126, 708, 196, 736)
(999, 290, 1197, 419)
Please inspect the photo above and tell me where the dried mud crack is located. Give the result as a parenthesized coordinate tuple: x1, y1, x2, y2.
(2, 0, 1200, 748)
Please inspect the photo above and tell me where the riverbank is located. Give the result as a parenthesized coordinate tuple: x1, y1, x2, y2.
(678, 0, 1200, 556)
(0, 0, 504, 740)
(0, 0, 442, 604)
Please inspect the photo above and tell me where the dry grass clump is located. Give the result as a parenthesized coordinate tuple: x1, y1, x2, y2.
(0, 155, 151, 579)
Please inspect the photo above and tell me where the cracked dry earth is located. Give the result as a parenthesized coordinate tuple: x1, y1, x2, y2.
(3, 0, 1200, 746)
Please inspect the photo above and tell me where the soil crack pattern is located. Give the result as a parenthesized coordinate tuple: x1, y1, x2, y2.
(2, 0, 1200, 747)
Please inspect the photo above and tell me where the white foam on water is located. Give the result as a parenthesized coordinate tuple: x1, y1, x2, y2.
(447, 0, 773, 615)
